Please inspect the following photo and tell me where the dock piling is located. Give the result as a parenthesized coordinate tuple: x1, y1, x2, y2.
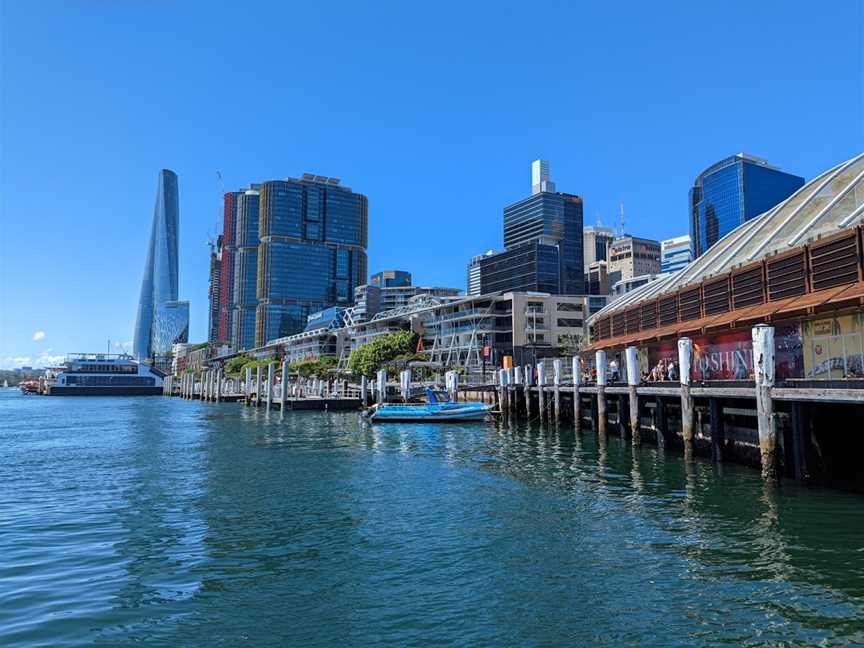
(572, 356, 581, 433)
(376, 370, 386, 405)
(553, 359, 561, 426)
(266, 362, 274, 412)
(626, 346, 640, 445)
(524, 364, 532, 420)
(537, 361, 546, 426)
(753, 324, 777, 481)
(710, 397, 724, 463)
(678, 338, 694, 458)
(596, 350, 607, 436)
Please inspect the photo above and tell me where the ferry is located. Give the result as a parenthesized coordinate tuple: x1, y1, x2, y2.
(40, 353, 165, 396)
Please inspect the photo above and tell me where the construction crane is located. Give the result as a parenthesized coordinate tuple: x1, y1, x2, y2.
(208, 171, 224, 253)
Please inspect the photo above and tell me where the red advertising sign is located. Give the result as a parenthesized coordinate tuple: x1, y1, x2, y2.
(483, 345, 491, 359)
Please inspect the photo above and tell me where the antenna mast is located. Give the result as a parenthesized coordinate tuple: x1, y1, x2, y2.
(619, 202, 625, 237)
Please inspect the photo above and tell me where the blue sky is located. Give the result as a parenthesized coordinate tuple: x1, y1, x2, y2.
(1, 1, 862, 368)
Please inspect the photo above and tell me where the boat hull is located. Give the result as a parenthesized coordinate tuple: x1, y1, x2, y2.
(45, 386, 164, 396)
(369, 403, 491, 423)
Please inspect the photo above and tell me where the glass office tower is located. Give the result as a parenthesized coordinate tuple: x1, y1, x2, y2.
(133, 169, 189, 362)
(255, 175, 368, 346)
(232, 189, 260, 351)
(371, 270, 411, 287)
(479, 241, 561, 294)
(498, 160, 584, 295)
(689, 154, 804, 258)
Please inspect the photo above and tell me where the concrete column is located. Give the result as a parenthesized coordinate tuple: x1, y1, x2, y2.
(523, 364, 532, 420)
(537, 361, 546, 426)
(360, 376, 368, 407)
(244, 367, 252, 406)
(626, 346, 640, 445)
(596, 350, 607, 436)
(572, 355, 581, 433)
(216, 369, 223, 402)
(449, 371, 459, 403)
(266, 362, 274, 411)
(678, 338, 694, 457)
(376, 369, 386, 405)
(497, 369, 506, 421)
(753, 324, 777, 481)
(552, 359, 561, 425)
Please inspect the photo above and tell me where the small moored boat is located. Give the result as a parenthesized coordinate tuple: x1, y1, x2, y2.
(368, 388, 492, 423)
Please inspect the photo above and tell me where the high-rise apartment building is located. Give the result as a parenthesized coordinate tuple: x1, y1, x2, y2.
(583, 224, 615, 271)
(216, 191, 241, 344)
(660, 235, 693, 274)
(133, 169, 189, 365)
(371, 270, 411, 288)
(255, 174, 368, 346)
(608, 235, 661, 282)
(689, 153, 804, 258)
(232, 189, 260, 351)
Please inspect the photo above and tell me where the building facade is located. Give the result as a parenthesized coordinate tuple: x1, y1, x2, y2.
(217, 191, 241, 344)
(255, 174, 368, 346)
(660, 235, 693, 274)
(371, 270, 411, 288)
(232, 189, 260, 351)
(585, 260, 610, 295)
(502, 160, 584, 295)
(133, 169, 189, 365)
(467, 250, 495, 295)
(689, 153, 804, 258)
(479, 241, 561, 294)
(608, 235, 661, 282)
(207, 235, 222, 344)
(583, 224, 615, 271)
(351, 283, 461, 324)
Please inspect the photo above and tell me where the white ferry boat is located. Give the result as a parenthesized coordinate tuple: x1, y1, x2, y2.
(41, 353, 164, 396)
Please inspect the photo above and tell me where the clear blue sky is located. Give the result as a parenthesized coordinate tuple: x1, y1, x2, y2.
(1, 1, 862, 368)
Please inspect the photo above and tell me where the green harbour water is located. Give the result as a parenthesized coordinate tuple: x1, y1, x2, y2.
(1, 389, 863, 646)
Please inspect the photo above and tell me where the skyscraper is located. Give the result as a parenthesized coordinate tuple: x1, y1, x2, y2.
(217, 191, 241, 344)
(479, 160, 584, 295)
(583, 224, 615, 271)
(689, 154, 804, 258)
(133, 169, 189, 363)
(206, 234, 222, 344)
(254, 174, 368, 346)
(232, 188, 260, 351)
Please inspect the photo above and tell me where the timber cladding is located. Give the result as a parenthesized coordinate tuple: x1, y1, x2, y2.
(809, 230, 860, 291)
(703, 276, 730, 315)
(589, 224, 864, 344)
(766, 250, 807, 301)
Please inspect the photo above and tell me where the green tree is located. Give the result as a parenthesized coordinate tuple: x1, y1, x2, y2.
(347, 331, 418, 378)
(289, 356, 337, 378)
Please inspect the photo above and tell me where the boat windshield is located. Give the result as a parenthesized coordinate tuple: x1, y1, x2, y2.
(426, 388, 452, 404)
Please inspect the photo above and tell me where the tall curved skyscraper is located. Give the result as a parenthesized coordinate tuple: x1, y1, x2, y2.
(133, 169, 189, 364)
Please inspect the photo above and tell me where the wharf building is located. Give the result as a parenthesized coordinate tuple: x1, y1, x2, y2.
(263, 292, 595, 373)
(255, 174, 368, 347)
(588, 152, 864, 383)
(660, 234, 693, 274)
(469, 160, 585, 296)
(350, 281, 461, 324)
(133, 169, 189, 370)
(689, 153, 804, 259)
